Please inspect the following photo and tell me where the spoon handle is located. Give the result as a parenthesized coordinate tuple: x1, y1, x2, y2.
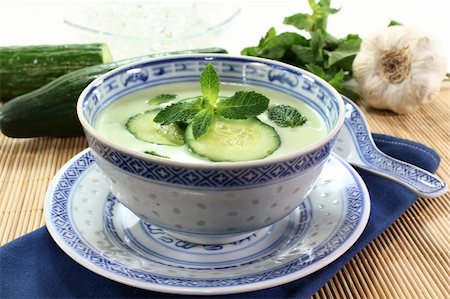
(339, 96, 447, 198)
(351, 154, 448, 198)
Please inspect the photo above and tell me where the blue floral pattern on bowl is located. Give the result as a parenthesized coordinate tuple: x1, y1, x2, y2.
(86, 131, 334, 188)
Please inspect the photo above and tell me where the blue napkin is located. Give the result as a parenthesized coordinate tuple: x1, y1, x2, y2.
(0, 134, 442, 299)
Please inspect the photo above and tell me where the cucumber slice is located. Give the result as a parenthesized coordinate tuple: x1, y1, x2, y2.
(126, 110, 184, 146)
(185, 117, 280, 162)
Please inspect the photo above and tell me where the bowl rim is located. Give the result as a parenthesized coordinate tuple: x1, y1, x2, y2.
(63, 7, 241, 42)
(77, 54, 346, 170)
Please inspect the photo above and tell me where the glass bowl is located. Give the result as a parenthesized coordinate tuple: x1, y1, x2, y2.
(64, 2, 240, 59)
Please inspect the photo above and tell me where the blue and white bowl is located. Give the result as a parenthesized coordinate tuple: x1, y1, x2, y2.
(77, 54, 345, 244)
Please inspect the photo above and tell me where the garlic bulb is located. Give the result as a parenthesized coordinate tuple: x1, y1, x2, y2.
(352, 25, 448, 114)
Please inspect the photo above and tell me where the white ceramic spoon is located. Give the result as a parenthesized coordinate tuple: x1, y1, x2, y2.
(333, 97, 448, 198)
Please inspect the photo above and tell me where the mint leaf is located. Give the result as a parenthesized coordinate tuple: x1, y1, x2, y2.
(309, 0, 340, 32)
(324, 33, 342, 49)
(306, 64, 348, 98)
(311, 0, 340, 17)
(255, 27, 279, 49)
(153, 98, 206, 125)
(261, 32, 308, 58)
(325, 36, 361, 69)
(147, 94, 176, 105)
(241, 46, 261, 57)
(201, 63, 220, 106)
(191, 107, 215, 139)
(261, 27, 278, 46)
(327, 70, 359, 101)
(268, 105, 307, 127)
(283, 13, 313, 31)
(217, 91, 269, 119)
(291, 44, 315, 65)
(327, 69, 345, 90)
(305, 63, 327, 78)
(257, 32, 309, 60)
(310, 31, 325, 62)
(241, 27, 277, 56)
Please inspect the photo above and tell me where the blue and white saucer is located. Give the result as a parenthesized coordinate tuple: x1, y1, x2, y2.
(44, 149, 370, 295)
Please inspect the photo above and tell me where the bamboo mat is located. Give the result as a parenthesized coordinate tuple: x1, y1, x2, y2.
(1, 88, 449, 299)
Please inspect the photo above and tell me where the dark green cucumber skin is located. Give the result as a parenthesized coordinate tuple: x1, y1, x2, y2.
(0, 48, 227, 138)
(0, 43, 112, 102)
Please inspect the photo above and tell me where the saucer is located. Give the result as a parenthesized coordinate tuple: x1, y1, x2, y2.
(44, 149, 370, 295)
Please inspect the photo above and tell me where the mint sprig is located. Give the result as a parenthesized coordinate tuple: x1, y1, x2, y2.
(191, 107, 215, 139)
(153, 63, 269, 139)
(217, 91, 269, 119)
(147, 94, 177, 105)
(201, 63, 220, 106)
(153, 98, 206, 125)
(268, 104, 307, 127)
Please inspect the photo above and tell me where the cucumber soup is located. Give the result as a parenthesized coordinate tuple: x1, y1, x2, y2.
(95, 82, 327, 163)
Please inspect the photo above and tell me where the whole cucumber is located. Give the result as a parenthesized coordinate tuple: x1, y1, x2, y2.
(0, 43, 113, 102)
(0, 48, 227, 138)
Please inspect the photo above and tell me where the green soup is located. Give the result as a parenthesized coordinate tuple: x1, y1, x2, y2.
(95, 82, 327, 163)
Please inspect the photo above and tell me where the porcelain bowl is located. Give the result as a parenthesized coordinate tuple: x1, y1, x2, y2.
(77, 54, 345, 244)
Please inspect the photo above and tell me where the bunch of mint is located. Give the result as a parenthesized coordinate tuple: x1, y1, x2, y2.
(241, 0, 361, 101)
